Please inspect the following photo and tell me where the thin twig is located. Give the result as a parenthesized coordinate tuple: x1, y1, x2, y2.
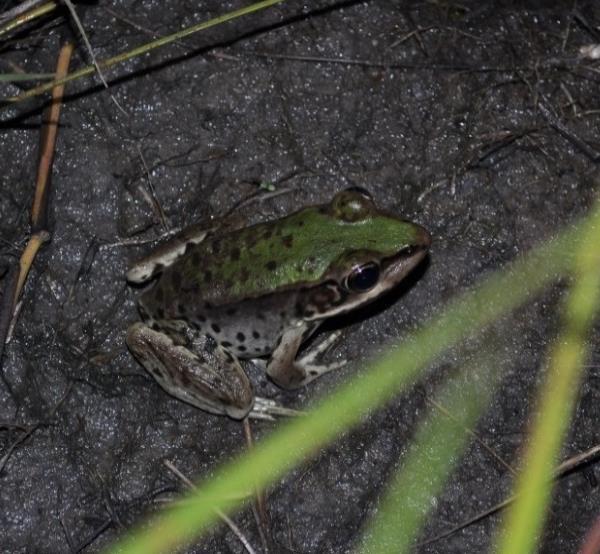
(0, 0, 47, 23)
(32, 42, 74, 231)
(0, 384, 72, 474)
(136, 145, 169, 231)
(98, 228, 181, 250)
(0, 424, 38, 473)
(247, 51, 517, 73)
(244, 418, 272, 553)
(538, 100, 600, 162)
(2, 0, 286, 104)
(426, 396, 517, 476)
(420, 444, 600, 546)
(0, 265, 19, 371)
(60, 0, 128, 115)
(0, 0, 56, 37)
(163, 460, 258, 554)
(0, 43, 72, 371)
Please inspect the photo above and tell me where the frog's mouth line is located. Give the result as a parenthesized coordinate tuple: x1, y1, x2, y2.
(382, 243, 430, 275)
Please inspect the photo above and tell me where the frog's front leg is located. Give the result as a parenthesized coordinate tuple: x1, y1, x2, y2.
(127, 322, 254, 419)
(266, 324, 345, 389)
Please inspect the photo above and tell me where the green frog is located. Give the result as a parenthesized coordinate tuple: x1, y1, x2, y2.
(126, 188, 431, 419)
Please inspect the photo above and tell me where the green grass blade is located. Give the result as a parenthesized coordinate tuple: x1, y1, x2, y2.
(105, 208, 597, 554)
(1, 0, 286, 104)
(0, 1, 57, 39)
(0, 73, 56, 82)
(495, 206, 600, 553)
(359, 349, 504, 553)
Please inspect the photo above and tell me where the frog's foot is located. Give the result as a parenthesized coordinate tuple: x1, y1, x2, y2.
(249, 397, 305, 420)
(267, 327, 346, 389)
(127, 322, 254, 420)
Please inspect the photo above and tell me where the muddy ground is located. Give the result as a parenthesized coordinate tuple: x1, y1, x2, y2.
(1, 1, 599, 552)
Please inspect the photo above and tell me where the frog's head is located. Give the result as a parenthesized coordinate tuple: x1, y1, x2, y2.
(298, 187, 431, 320)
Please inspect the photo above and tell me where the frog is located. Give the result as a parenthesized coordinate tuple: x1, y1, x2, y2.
(126, 187, 431, 420)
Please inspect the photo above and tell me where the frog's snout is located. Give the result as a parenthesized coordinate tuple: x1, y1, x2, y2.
(414, 224, 432, 252)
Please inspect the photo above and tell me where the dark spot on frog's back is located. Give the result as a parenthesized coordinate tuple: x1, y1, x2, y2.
(281, 235, 293, 248)
(230, 247, 241, 261)
(265, 260, 277, 271)
(203, 270, 212, 283)
(191, 251, 201, 266)
(239, 268, 250, 283)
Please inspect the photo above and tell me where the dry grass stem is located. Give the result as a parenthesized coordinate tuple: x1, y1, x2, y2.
(163, 460, 258, 554)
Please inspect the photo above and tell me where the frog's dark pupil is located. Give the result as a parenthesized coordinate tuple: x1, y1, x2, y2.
(347, 263, 380, 292)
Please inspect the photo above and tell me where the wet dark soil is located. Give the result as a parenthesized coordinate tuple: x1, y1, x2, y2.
(1, 1, 599, 552)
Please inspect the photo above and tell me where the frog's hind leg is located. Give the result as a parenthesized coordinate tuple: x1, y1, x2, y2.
(126, 322, 253, 419)
(127, 223, 211, 283)
(266, 325, 345, 389)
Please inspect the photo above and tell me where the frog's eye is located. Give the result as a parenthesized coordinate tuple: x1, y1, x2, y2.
(345, 262, 380, 292)
(344, 186, 372, 200)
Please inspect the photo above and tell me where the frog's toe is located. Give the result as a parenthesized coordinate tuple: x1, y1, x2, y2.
(301, 330, 343, 365)
(297, 360, 347, 387)
(250, 397, 305, 420)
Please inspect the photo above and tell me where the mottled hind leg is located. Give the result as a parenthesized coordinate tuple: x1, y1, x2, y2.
(127, 322, 254, 419)
(266, 325, 345, 389)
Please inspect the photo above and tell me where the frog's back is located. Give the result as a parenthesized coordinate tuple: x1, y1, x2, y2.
(139, 192, 423, 316)
(145, 209, 326, 309)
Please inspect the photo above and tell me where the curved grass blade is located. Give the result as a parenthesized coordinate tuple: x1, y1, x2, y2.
(358, 348, 504, 554)
(495, 206, 600, 553)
